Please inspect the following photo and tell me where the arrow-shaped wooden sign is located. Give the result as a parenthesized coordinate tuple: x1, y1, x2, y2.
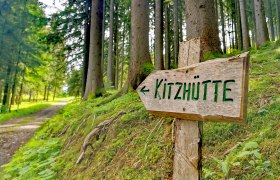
(137, 52, 249, 123)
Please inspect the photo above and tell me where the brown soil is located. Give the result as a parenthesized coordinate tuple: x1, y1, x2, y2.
(0, 101, 67, 170)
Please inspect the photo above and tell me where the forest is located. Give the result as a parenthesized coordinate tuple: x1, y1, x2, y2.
(0, 0, 279, 179)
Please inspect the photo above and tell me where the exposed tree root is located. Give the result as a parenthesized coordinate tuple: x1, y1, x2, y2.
(223, 142, 241, 157)
(76, 110, 129, 164)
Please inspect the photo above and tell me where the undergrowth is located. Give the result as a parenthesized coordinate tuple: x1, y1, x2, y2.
(1, 42, 279, 179)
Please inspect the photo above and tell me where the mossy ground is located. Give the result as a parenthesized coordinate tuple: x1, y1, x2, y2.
(1, 42, 279, 179)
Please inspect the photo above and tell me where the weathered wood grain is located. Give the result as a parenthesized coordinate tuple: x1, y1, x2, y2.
(173, 39, 202, 180)
(137, 52, 250, 123)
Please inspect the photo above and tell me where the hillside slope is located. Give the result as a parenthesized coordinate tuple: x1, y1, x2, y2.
(1, 42, 279, 179)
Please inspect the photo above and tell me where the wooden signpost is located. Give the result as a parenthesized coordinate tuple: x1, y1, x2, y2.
(137, 39, 250, 179)
(137, 48, 249, 124)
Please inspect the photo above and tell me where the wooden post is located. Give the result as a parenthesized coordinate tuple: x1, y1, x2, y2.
(137, 38, 250, 179)
(173, 38, 202, 180)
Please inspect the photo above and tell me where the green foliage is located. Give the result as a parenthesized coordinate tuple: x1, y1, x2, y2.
(204, 141, 272, 179)
(142, 63, 155, 77)
(67, 70, 82, 97)
(1, 138, 61, 180)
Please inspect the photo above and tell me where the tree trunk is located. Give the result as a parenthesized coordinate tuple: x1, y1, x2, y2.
(239, 0, 250, 51)
(231, 16, 235, 49)
(10, 67, 18, 107)
(18, 81, 24, 105)
(114, 4, 119, 89)
(107, 0, 115, 88)
(10, 53, 20, 107)
(276, 0, 280, 39)
(220, 0, 226, 53)
(84, 0, 105, 99)
(124, 0, 152, 90)
(82, 0, 92, 97)
(267, 0, 275, 41)
(174, 0, 179, 65)
(254, 0, 269, 48)
(29, 90, 32, 102)
(236, 0, 243, 50)
(251, 0, 257, 48)
(120, 24, 125, 88)
(185, 0, 221, 55)
(228, 18, 232, 50)
(53, 86, 56, 101)
(1, 65, 12, 113)
(215, 0, 219, 18)
(46, 85, 50, 102)
(43, 85, 47, 100)
(165, 3, 171, 70)
(155, 0, 164, 70)
(0, 80, 3, 103)
(101, 0, 106, 74)
(179, 0, 184, 42)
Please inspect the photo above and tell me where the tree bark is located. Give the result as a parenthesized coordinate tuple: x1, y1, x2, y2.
(124, 0, 152, 90)
(239, 0, 250, 51)
(251, 0, 257, 48)
(254, 0, 269, 48)
(0, 80, 3, 103)
(107, 0, 115, 88)
(120, 24, 125, 88)
(18, 80, 24, 105)
(185, 0, 221, 56)
(236, 0, 243, 50)
(165, 3, 170, 70)
(155, 0, 164, 70)
(82, 0, 92, 97)
(276, 0, 280, 39)
(53, 86, 56, 101)
(1, 65, 11, 113)
(219, 0, 226, 53)
(46, 85, 50, 102)
(43, 85, 47, 100)
(174, 0, 179, 65)
(84, 0, 105, 99)
(179, 0, 184, 42)
(114, 4, 119, 89)
(101, 0, 106, 74)
(267, 0, 275, 41)
(10, 65, 19, 107)
(215, 0, 219, 18)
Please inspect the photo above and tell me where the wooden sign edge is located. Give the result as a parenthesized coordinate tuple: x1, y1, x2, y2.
(148, 110, 245, 124)
(240, 52, 250, 123)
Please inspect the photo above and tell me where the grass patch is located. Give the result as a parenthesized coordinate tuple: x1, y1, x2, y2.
(0, 97, 73, 123)
(0, 103, 51, 123)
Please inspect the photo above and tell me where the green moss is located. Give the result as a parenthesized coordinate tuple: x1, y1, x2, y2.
(142, 63, 154, 77)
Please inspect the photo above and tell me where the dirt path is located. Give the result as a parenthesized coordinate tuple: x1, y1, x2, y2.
(0, 101, 68, 169)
